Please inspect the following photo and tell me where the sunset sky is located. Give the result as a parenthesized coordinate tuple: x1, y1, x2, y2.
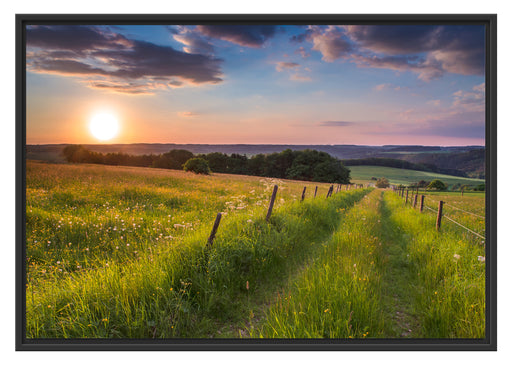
(26, 24, 486, 145)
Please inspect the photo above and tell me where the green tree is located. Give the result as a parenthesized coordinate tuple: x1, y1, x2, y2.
(375, 177, 390, 188)
(183, 158, 211, 174)
(152, 149, 194, 170)
(200, 152, 230, 173)
(62, 145, 102, 163)
(312, 160, 350, 183)
(264, 149, 297, 178)
(427, 179, 447, 191)
(228, 153, 249, 174)
(247, 154, 266, 176)
(285, 149, 350, 183)
(474, 183, 485, 191)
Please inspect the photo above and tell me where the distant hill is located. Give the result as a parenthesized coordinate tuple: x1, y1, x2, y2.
(349, 165, 484, 188)
(400, 149, 485, 179)
(26, 143, 485, 178)
(341, 157, 466, 177)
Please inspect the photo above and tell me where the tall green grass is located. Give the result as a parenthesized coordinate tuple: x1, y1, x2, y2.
(26, 161, 370, 338)
(252, 190, 389, 338)
(251, 190, 485, 339)
(381, 191, 485, 338)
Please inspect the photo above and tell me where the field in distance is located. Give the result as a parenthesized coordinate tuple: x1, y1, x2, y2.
(349, 165, 485, 187)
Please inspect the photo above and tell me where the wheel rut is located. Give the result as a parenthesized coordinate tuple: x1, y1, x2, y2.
(376, 191, 421, 337)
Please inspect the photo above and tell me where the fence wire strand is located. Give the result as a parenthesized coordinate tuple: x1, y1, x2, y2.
(442, 202, 485, 219)
(423, 205, 437, 213)
(443, 214, 486, 240)
(423, 197, 485, 219)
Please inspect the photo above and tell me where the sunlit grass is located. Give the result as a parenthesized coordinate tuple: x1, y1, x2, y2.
(382, 191, 485, 338)
(26, 161, 369, 338)
(252, 190, 485, 339)
(25, 161, 485, 339)
(252, 190, 388, 338)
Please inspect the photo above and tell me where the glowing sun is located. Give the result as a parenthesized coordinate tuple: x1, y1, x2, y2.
(89, 113, 119, 141)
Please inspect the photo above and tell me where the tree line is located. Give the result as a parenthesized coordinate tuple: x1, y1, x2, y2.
(62, 145, 351, 184)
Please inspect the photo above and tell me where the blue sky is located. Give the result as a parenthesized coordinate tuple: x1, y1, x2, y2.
(26, 24, 486, 145)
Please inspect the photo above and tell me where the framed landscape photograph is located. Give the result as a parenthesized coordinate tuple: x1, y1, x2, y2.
(16, 14, 497, 350)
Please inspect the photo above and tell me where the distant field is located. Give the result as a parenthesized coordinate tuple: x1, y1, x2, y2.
(348, 165, 484, 187)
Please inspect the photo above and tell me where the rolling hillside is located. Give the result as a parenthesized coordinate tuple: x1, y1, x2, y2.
(348, 165, 484, 187)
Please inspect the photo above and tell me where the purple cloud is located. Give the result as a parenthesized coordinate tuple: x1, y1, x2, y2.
(351, 53, 444, 81)
(452, 83, 485, 112)
(308, 26, 352, 62)
(26, 25, 223, 94)
(275, 62, 300, 72)
(318, 121, 354, 127)
(26, 25, 132, 54)
(172, 26, 215, 56)
(373, 83, 404, 92)
(196, 25, 277, 47)
(344, 25, 485, 78)
(291, 25, 484, 80)
(290, 74, 312, 82)
(295, 46, 311, 59)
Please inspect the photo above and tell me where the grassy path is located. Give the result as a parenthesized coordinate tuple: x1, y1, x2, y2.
(377, 192, 421, 337)
(380, 191, 485, 338)
(251, 189, 389, 338)
(250, 189, 485, 339)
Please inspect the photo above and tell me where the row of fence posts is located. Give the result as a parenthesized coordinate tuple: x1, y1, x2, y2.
(392, 185, 444, 231)
(206, 183, 365, 247)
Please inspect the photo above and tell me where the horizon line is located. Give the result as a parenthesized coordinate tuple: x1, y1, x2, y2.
(26, 142, 485, 148)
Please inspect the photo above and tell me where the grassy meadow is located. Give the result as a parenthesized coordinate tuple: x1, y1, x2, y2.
(25, 160, 485, 339)
(251, 190, 485, 338)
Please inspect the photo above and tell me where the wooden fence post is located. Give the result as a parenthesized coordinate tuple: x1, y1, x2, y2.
(206, 213, 222, 247)
(413, 194, 418, 208)
(461, 187, 464, 196)
(420, 195, 425, 212)
(301, 186, 306, 202)
(314, 186, 318, 198)
(436, 201, 444, 230)
(405, 189, 409, 204)
(266, 185, 278, 221)
(326, 185, 333, 198)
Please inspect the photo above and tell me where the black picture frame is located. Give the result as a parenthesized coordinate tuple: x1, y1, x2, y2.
(16, 13, 497, 351)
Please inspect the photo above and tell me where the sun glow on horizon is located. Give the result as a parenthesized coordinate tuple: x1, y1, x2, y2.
(89, 112, 120, 141)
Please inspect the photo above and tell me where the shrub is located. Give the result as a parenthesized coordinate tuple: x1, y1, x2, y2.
(427, 179, 447, 191)
(474, 183, 485, 191)
(375, 177, 390, 188)
(183, 158, 211, 174)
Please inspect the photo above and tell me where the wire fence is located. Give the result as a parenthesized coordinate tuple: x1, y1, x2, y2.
(424, 196, 486, 236)
(207, 183, 368, 247)
(442, 202, 485, 219)
(392, 186, 486, 242)
(442, 214, 486, 240)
